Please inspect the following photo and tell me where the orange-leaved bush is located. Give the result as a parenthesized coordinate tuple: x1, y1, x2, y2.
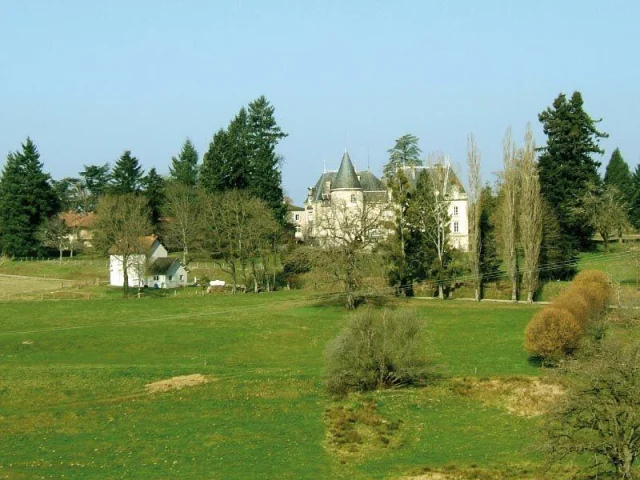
(524, 307, 582, 362)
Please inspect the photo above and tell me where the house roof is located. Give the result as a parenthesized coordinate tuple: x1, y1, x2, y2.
(108, 235, 159, 255)
(332, 151, 362, 190)
(396, 165, 466, 194)
(148, 257, 180, 275)
(287, 204, 305, 212)
(60, 211, 96, 228)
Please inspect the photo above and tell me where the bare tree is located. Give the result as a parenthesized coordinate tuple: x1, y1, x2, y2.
(466, 134, 482, 301)
(162, 182, 201, 265)
(408, 153, 454, 300)
(519, 125, 543, 303)
(314, 195, 388, 309)
(38, 216, 70, 264)
(543, 340, 640, 479)
(93, 194, 152, 296)
(498, 128, 519, 301)
(577, 183, 630, 252)
(200, 190, 279, 293)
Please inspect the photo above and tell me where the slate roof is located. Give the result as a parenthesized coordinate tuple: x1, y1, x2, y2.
(286, 204, 305, 212)
(396, 165, 466, 194)
(148, 257, 180, 275)
(332, 152, 361, 190)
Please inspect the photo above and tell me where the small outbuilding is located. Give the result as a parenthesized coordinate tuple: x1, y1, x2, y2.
(148, 257, 188, 289)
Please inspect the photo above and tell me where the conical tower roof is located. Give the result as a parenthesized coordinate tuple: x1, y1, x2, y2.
(332, 151, 362, 190)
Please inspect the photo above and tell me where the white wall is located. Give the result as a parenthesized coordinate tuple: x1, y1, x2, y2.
(109, 254, 146, 287)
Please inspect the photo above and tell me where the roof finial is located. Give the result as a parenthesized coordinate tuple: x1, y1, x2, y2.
(323, 159, 327, 173)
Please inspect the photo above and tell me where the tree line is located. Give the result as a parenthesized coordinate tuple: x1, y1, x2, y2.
(0, 96, 289, 264)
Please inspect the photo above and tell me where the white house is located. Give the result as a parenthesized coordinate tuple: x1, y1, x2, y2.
(109, 236, 188, 288)
(287, 204, 307, 240)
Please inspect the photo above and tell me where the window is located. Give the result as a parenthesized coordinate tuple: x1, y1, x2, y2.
(453, 206, 458, 216)
(168, 275, 173, 281)
(179, 275, 184, 281)
(453, 222, 459, 233)
(350, 194, 356, 203)
(294, 214, 300, 221)
(153, 275, 159, 281)
(295, 226, 301, 232)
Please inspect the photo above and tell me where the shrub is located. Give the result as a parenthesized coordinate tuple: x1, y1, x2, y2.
(572, 284, 611, 319)
(325, 308, 432, 395)
(524, 307, 582, 363)
(573, 270, 610, 289)
(551, 292, 590, 329)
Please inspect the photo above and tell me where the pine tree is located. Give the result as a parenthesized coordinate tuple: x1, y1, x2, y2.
(80, 163, 111, 211)
(604, 148, 632, 205)
(0, 138, 60, 257)
(538, 91, 608, 252)
(631, 165, 640, 228)
(110, 151, 144, 194)
(247, 96, 288, 224)
(384, 134, 422, 178)
(200, 108, 251, 193)
(169, 138, 199, 186)
(142, 167, 165, 228)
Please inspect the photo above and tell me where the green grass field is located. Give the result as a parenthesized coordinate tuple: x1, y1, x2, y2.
(0, 291, 545, 479)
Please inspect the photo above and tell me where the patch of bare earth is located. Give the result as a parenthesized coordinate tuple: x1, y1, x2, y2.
(401, 464, 544, 480)
(451, 376, 564, 417)
(145, 374, 210, 393)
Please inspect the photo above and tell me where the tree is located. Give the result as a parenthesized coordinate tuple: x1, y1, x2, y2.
(162, 182, 201, 265)
(466, 134, 482, 301)
(604, 148, 633, 206)
(538, 91, 608, 251)
(384, 134, 422, 178)
(52, 177, 86, 212)
(539, 199, 571, 280)
(38, 216, 70, 263)
(141, 167, 165, 228)
(200, 109, 251, 193)
(247, 96, 288, 225)
(92, 194, 152, 296)
(169, 138, 199, 186)
(325, 308, 431, 395)
(576, 183, 630, 252)
(497, 128, 519, 302)
(631, 164, 640, 229)
(519, 125, 543, 303)
(199, 190, 278, 293)
(110, 151, 144, 194)
(314, 196, 388, 309)
(381, 167, 414, 296)
(479, 185, 501, 284)
(0, 138, 59, 257)
(79, 163, 111, 211)
(543, 340, 640, 479)
(407, 154, 454, 300)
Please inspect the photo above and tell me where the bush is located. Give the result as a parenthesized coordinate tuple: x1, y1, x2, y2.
(573, 270, 610, 289)
(572, 284, 611, 319)
(325, 308, 432, 395)
(524, 308, 582, 363)
(551, 292, 590, 329)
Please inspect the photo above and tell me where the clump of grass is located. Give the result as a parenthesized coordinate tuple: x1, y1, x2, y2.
(324, 399, 402, 457)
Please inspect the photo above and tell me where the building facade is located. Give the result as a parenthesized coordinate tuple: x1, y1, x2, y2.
(299, 151, 469, 250)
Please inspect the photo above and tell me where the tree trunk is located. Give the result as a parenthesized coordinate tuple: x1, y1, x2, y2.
(511, 281, 517, 302)
(123, 258, 129, 297)
(475, 286, 481, 302)
(527, 290, 534, 304)
(59, 247, 63, 264)
(438, 283, 444, 300)
(346, 292, 355, 310)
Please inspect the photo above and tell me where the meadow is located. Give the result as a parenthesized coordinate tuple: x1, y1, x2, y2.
(0, 247, 638, 479)
(0, 289, 547, 480)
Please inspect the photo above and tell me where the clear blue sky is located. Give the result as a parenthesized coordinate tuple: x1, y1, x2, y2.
(1, 0, 638, 203)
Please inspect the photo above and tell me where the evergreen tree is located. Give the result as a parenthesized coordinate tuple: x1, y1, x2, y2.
(538, 91, 608, 252)
(0, 138, 60, 256)
(247, 96, 288, 224)
(604, 148, 632, 205)
(169, 138, 199, 186)
(200, 108, 251, 193)
(142, 167, 166, 228)
(384, 134, 422, 177)
(110, 151, 144, 194)
(631, 165, 640, 228)
(479, 185, 500, 283)
(80, 163, 111, 211)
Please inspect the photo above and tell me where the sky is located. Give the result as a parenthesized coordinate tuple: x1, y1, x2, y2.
(1, 0, 638, 204)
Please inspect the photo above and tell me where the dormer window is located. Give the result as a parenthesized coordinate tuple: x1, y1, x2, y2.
(350, 194, 356, 203)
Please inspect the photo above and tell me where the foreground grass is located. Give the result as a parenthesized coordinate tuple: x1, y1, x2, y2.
(0, 291, 543, 479)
